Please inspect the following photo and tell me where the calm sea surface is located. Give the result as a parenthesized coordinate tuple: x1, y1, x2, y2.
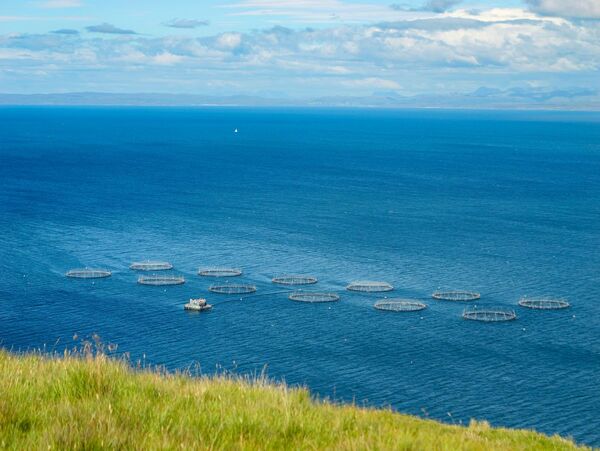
(1, 107, 599, 445)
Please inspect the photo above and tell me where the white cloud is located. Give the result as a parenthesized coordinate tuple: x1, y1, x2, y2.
(445, 7, 563, 24)
(0, 48, 39, 61)
(153, 52, 184, 65)
(526, 0, 600, 19)
(217, 33, 242, 49)
(342, 77, 401, 89)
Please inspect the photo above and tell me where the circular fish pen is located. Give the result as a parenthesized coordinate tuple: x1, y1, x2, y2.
(209, 284, 256, 295)
(198, 268, 243, 277)
(518, 298, 570, 310)
(462, 307, 517, 322)
(130, 261, 173, 271)
(432, 290, 480, 301)
(374, 299, 427, 312)
(289, 292, 340, 303)
(272, 275, 318, 286)
(66, 269, 112, 279)
(138, 275, 185, 286)
(346, 281, 393, 293)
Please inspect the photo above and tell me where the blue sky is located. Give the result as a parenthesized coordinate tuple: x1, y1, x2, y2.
(1, 0, 599, 104)
(0, 0, 527, 35)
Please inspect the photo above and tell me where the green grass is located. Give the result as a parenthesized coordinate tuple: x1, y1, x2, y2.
(0, 349, 588, 450)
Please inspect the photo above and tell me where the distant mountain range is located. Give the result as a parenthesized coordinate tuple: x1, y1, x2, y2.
(0, 89, 598, 110)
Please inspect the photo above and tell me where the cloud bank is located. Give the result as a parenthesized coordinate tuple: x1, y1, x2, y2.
(0, 7, 598, 106)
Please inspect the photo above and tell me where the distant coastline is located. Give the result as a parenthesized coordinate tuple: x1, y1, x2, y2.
(1, 92, 599, 111)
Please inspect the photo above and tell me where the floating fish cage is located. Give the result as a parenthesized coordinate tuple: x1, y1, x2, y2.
(518, 298, 570, 310)
(272, 275, 318, 286)
(432, 290, 480, 301)
(138, 275, 185, 286)
(289, 292, 340, 303)
(374, 299, 427, 312)
(66, 269, 112, 279)
(209, 284, 256, 294)
(198, 268, 243, 277)
(346, 281, 394, 293)
(462, 307, 517, 322)
(129, 261, 173, 271)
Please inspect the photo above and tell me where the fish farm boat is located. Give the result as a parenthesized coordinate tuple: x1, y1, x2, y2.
(184, 298, 212, 312)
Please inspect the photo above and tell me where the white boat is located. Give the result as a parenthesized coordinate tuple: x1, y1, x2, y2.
(184, 298, 212, 312)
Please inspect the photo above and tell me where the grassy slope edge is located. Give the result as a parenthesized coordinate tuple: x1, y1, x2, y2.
(0, 351, 587, 450)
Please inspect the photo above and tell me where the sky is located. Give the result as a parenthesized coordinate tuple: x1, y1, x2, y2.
(1, 0, 600, 104)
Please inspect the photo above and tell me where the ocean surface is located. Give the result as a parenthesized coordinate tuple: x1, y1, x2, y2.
(1, 107, 599, 446)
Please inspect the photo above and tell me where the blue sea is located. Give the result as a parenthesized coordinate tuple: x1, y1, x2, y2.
(1, 107, 599, 446)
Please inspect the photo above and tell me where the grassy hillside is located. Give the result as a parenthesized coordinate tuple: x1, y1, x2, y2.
(0, 350, 587, 450)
